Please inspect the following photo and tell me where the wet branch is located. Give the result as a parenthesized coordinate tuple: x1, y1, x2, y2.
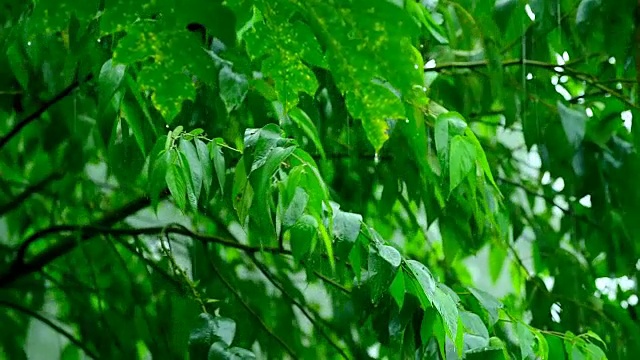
(0, 74, 92, 151)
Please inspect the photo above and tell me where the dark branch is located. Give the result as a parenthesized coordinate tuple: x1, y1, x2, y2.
(205, 252, 299, 359)
(0, 194, 158, 287)
(13, 223, 286, 267)
(1, 219, 291, 287)
(0, 299, 99, 359)
(0, 172, 63, 216)
(0, 74, 93, 151)
(250, 256, 351, 359)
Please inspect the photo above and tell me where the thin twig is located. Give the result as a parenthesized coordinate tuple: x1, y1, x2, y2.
(250, 255, 351, 359)
(205, 253, 298, 359)
(0, 172, 63, 216)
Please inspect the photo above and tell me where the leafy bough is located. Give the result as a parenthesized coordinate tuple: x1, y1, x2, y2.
(150, 123, 605, 359)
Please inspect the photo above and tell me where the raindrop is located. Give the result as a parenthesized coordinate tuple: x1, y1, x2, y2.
(414, 64, 419, 69)
(424, 59, 437, 69)
(27, 41, 31, 46)
(524, 4, 536, 21)
(585, 108, 593, 117)
(374, 152, 380, 165)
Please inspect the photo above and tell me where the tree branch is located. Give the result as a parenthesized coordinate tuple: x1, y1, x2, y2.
(430, 58, 638, 109)
(249, 255, 351, 359)
(0, 299, 99, 359)
(0, 172, 63, 216)
(204, 252, 299, 359)
(3, 222, 288, 286)
(0, 74, 92, 151)
(0, 194, 159, 287)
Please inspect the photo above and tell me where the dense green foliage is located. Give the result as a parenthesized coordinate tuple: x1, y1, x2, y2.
(1, 0, 639, 358)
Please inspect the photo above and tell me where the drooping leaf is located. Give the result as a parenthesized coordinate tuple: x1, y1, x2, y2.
(166, 151, 188, 211)
(389, 269, 405, 309)
(515, 323, 536, 360)
(210, 140, 226, 195)
(345, 83, 405, 152)
(468, 287, 503, 326)
(219, 66, 249, 113)
(557, 102, 587, 149)
(449, 135, 476, 193)
(180, 138, 204, 202)
(289, 214, 317, 261)
(282, 187, 309, 229)
(288, 108, 326, 159)
(195, 139, 213, 200)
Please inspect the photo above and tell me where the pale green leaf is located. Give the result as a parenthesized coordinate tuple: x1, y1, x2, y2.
(557, 102, 587, 149)
(283, 187, 309, 229)
(468, 287, 503, 326)
(219, 66, 249, 113)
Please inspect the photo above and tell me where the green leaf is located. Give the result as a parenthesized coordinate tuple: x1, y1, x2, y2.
(389, 269, 405, 309)
(449, 135, 477, 193)
(406, 260, 437, 307)
(283, 187, 309, 229)
(208, 342, 230, 360)
(333, 210, 362, 256)
(345, 83, 405, 152)
(289, 214, 317, 261)
(232, 158, 253, 224)
(557, 102, 587, 149)
(515, 322, 535, 359)
(533, 329, 549, 360)
(219, 66, 249, 113)
(180, 139, 204, 203)
(432, 287, 459, 342)
(368, 245, 401, 303)
(488, 244, 507, 284)
(378, 245, 401, 268)
(208, 342, 256, 360)
(493, 0, 519, 33)
(584, 330, 607, 349)
(435, 113, 450, 162)
(288, 108, 326, 159)
(468, 287, 503, 326)
(464, 128, 499, 192)
(6, 44, 29, 90)
(576, 0, 601, 27)
(113, 22, 214, 122)
(461, 311, 490, 352)
(189, 314, 237, 353)
(195, 139, 213, 200)
(148, 136, 170, 210)
(209, 140, 226, 195)
(178, 150, 199, 211)
(244, 126, 296, 244)
(166, 151, 188, 212)
(98, 59, 127, 110)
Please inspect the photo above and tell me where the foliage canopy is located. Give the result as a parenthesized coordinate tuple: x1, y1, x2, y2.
(1, 0, 639, 359)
